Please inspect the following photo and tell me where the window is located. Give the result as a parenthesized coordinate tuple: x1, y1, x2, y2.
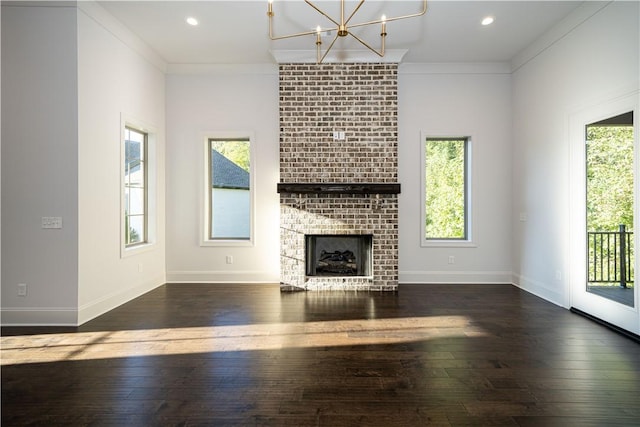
(205, 137, 252, 243)
(424, 137, 469, 241)
(124, 127, 148, 247)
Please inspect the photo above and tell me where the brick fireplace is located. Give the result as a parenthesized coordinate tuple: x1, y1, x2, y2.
(278, 63, 399, 291)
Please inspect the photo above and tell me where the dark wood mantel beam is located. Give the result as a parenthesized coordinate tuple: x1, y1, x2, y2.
(277, 183, 401, 195)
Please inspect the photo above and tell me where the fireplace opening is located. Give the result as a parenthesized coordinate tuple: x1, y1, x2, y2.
(305, 234, 373, 277)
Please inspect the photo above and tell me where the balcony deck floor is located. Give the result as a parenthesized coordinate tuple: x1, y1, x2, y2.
(587, 284, 635, 307)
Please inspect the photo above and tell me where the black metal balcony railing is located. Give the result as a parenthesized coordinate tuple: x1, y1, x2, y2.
(588, 225, 634, 288)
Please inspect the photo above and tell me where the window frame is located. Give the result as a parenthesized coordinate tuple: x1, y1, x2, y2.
(201, 131, 255, 247)
(421, 133, 476, 248)
(121, 115, 157, 257)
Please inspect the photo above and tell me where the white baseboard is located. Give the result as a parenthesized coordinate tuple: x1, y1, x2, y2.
(512, 273, 565, 307)
(1, 307, 78, 327)
(400, 270, 512, 284)
(166, 270, 278, 283)
(77, 274, 166, 325)
(1, 275, 166, 327)
(0, 272, 565, 326)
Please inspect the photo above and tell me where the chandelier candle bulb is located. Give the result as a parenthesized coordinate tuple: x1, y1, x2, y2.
(316, 26, 322, 57)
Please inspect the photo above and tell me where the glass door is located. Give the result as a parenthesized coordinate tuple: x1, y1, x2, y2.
(570, 95, 639, 335)
(585, 113, 634, 308)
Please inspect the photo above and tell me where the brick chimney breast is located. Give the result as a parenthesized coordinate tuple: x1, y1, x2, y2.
(279, 63, 399, 292)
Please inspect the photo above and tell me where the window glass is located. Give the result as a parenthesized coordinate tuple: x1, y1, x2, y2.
(425, 137, 468, 240)
(124, 127, 147, 246)
(208, 138, 251, 240)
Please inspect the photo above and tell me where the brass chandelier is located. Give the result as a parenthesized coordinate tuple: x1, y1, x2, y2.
(268, 0, 428, 63)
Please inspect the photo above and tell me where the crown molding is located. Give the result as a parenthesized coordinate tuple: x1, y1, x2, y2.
(166, 63, 278, 75)
(270, 49, 408, 64)
(399, 62, 512, 75)
(511, 1, 611, 73)
(78, 1, 167, 73)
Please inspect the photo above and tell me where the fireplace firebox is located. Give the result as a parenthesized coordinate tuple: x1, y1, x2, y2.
(306, 235, 373, 277)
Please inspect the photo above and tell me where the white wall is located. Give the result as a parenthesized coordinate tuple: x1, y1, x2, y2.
(1, 3, 3, 316)
(511, 2, 639, 305)
(398, 64, 513, 284)
(76, 3, 167, 324)
(165, 67, 280, 283)
(166, 64, 513, 286)
(1, 2, 167, 326)
(1, 4, 80, 325)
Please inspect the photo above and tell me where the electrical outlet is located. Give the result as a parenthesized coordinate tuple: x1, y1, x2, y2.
(448, 256, 455, 264)
(226, 255, 234, 264)
(332, 131, 346, 141)
(18, 283, 27, 297)
(138, 263, 143, 273)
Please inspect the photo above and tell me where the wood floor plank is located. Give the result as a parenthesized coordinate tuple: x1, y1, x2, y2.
(2, 283, 639, 426)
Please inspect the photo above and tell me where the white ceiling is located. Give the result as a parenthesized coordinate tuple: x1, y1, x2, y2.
(97, 0, 584, 65)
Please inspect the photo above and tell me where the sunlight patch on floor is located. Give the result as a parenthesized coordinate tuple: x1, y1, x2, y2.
(0, 316, 488, 365)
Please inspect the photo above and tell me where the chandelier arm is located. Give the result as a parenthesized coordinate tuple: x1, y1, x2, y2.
(348, 0, 427, 29)
(304, 0, 340, 27)
(268, 1, 332, 40)
(344, 0, 366, 26)
(269, 12, 318, 41)
(348, 32, 384, 58)
(318, 34, 341, 63)
(269, 28, 319, 41)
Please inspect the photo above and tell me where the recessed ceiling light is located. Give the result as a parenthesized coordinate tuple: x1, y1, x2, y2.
(481, 16, 494, 26)
(186, 17, 199, 26)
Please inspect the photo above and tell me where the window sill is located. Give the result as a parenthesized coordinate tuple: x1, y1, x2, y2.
(421, 240, 477, 248)
(200, 239, 254, 248)
(121, 241, 156, 258)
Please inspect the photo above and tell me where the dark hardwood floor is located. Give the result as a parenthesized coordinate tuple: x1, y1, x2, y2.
(2, 284, 639, 426)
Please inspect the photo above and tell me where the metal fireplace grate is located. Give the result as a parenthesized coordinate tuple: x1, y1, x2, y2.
(305, 234, 373, 277)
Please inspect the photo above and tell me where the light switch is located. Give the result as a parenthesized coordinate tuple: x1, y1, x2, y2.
(42, 217, 63, 229)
